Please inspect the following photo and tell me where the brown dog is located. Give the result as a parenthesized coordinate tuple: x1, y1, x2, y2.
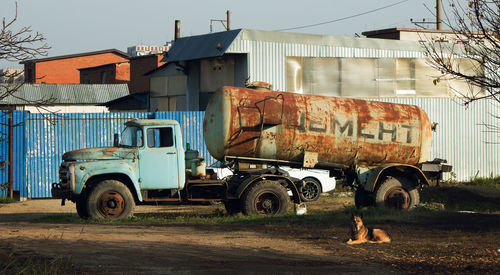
(347, 214, 391, 244)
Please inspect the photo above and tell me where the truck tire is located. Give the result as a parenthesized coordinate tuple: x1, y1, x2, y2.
(224, 199, 242, 215)
(76, 194, 89, 219)
(300, 177, 322, 202)
(241, 180, 291, 216)
(354, 188, 373, 208)
(375, 177, 419, 209)
(87, 180, 135, 219)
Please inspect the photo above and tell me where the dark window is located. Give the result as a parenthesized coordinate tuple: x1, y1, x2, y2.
(147, 127, 174, 148)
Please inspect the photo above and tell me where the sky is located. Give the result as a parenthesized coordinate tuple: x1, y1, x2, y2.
(1, 0, 442, 68)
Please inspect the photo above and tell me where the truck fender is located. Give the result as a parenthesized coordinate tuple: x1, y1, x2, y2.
(235, 175, 302, 204)
(76, 162, 143, 201)
(364, 163, 430, 193)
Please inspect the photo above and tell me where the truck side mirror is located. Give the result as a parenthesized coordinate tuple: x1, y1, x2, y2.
(113, 133, 119, 147)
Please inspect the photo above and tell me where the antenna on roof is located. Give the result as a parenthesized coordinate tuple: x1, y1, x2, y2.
(411, 0, 442, 30)
(210, 10, 231, 33)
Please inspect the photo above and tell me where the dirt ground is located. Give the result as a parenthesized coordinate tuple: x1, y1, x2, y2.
(1, 193, 499, 274)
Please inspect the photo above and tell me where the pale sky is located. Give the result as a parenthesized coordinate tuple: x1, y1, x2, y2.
(1, 0, 442, 68)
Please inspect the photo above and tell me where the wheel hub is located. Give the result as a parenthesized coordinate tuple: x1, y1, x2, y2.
(302, 182, 319, 200)
(98, 191, 125, 217)
(385, 187, 410, 209)
(254, 192, 280, 215)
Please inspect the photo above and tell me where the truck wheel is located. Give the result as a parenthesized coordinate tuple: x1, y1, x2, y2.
(224, 199, 242, 215)
(76, 195, 89, 219)
(354, 188, 373, 208)
(300, 177, 322, 202)
(87, 180, 135, 219)
(241, 180, 291, 216)
(375, 177, 419, 209)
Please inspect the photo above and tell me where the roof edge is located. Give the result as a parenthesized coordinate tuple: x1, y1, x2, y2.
(20, 49, 131, 64)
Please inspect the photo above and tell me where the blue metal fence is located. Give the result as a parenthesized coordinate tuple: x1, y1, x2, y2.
(0, 111, 26, 198)
(0, 111, 210, 199)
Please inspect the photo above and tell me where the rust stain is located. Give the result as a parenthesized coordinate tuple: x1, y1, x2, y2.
(204, 86, 432, 166)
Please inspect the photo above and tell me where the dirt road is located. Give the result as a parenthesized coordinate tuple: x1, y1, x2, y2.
(1, 195, 499, 274)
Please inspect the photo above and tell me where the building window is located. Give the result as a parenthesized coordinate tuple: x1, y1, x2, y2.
(286, 57, 482, 98)
(101, 71, 107, 84)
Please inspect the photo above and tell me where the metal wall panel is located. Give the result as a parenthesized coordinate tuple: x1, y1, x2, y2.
(0, 111, 26, 198)
(0, 112, 7, 198)
(23, 112, 210, 198)
(227, 36, 426, 92)
(364, 97, 500, 182)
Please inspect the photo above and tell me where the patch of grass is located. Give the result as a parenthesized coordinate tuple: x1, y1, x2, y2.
(0, 197, 15, 204)
(420, 186, 500, 213)
(465, 176, 500, 190)
(0, 253, 76, 275)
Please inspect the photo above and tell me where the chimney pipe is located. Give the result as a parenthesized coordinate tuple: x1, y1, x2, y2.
(226, 10, 230, 30)
(436, 0, 442, 30)
(174, 20, 180, 40)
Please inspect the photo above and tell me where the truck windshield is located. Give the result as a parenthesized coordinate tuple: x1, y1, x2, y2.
(119, 126, 143, 147)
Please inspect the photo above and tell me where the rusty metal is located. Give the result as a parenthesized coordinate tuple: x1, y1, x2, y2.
(204, 86, 433, 168)
(8, 111, 13, 199)
(98, 190, 125, 218)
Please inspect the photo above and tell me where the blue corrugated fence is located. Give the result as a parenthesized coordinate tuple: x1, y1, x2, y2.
(0, 111, 210, 199)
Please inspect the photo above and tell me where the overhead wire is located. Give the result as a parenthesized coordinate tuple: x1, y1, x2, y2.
(273, 0, 410, 32)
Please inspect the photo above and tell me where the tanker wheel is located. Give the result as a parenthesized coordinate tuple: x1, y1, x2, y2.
(375, 177, 419, 209)
(300, 177, 322, 202)
(224, 199, 242, 215)
(354, 187, 374, 208)
(75, 194, 89, 219)
(87, 180, 135, 219)
(242, 180, 291, 216)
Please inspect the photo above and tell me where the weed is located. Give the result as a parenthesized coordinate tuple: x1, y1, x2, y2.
(0, 197, 15, 204)
(0, 253, 76, 275)
(465, 176, 500, 190)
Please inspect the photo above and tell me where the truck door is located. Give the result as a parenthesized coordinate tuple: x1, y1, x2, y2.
(139, 126, 180, 189)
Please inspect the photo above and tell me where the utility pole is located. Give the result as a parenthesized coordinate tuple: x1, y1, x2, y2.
(436, 0, 442, 30)
(210, 10, 231, 32)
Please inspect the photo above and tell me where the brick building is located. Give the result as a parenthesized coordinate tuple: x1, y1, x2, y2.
(129, 54, 166, 93)
(79, 61, 130, 85)
(21, 49, 130, 84)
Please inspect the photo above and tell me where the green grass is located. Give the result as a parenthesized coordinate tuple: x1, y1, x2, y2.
(35, 183, 500, 226)
(420, 185, 500, 213)
(465, 176, 500, 190)
(0, 253, 76, 275)
(0, 197, 15, 204)
(36, 204, 456, 229)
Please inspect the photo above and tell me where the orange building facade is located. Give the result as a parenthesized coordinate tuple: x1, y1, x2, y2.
(22, 49, 130, 84)
(79, 62, 130, 85)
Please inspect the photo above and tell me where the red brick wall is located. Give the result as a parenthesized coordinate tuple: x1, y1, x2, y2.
(27, 53, 129, 84)
(130, 54, 165, 93)
(115, 63, 130, 83)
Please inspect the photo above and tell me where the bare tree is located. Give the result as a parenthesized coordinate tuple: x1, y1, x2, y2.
(422, 0, 499, 105)
(0, 1, 50, 102)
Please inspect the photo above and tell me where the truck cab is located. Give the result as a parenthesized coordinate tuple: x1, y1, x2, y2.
(52, 119, 188, 219)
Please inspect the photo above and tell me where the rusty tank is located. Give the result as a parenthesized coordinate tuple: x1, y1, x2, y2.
(203, 86, 432, 168)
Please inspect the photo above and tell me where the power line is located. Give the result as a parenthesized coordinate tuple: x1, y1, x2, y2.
(273, 0, 410, 32)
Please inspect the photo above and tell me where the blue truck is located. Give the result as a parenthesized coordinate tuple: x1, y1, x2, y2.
(52, 118, 304, 219)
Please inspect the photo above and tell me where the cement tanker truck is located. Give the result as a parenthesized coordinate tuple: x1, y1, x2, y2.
(204, 85, 451, 210)
(52, 84, 451, 219)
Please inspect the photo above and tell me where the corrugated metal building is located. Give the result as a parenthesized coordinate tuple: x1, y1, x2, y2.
(147, 29, 499, 182)
(0, 84, 130, 113)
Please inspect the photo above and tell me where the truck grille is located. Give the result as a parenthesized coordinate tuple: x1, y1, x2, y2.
(59, 162, 70, 186)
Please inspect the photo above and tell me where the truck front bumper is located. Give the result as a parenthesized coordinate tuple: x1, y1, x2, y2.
(51, 182, 72, 200)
